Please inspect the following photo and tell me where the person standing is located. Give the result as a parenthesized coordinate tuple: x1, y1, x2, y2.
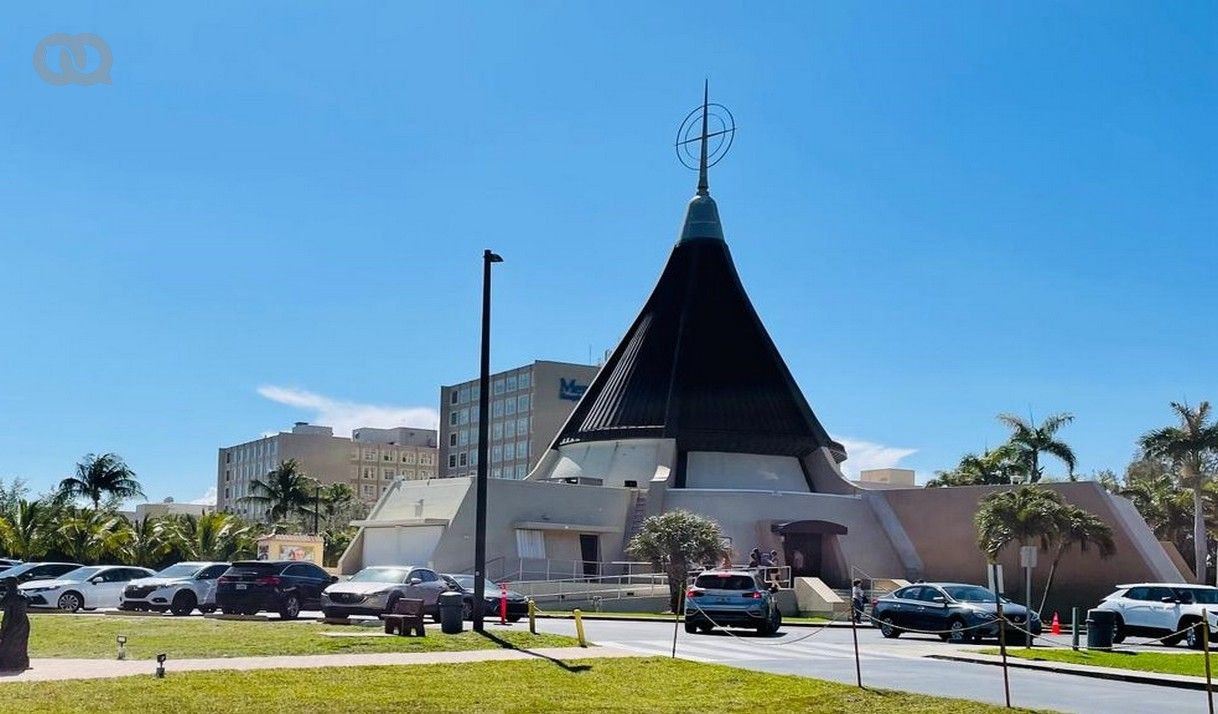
(0, 577, 31, 672)
(850, 578, 866, 624)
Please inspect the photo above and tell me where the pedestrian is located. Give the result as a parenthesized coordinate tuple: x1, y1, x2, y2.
(851, 578, 866, 624)
(748, 548, 761, 568)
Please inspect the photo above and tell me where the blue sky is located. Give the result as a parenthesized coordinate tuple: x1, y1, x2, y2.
(1, 2, 1214, 503)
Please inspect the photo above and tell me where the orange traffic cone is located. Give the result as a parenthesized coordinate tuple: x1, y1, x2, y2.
(1050, 612, 1061, 636)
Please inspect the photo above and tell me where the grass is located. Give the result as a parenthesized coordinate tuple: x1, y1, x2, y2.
(0, 657, 1043, 713)
(26, 614, 578, 659)
(980, 647, 1211, 678)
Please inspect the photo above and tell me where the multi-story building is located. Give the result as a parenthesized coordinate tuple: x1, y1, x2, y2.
(439, 360, 599, 480)
(217, 422, 438, 521)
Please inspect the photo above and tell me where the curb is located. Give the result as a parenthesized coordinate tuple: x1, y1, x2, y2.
(533, 612, 856, 628)
(927, 653, 1210, 691)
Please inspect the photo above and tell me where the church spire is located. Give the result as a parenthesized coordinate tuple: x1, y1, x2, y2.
(697, 79, 710, 197)
(677, 81, 732, 243)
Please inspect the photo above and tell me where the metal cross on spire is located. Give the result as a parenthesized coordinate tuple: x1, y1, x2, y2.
(675, 80, 736, 196)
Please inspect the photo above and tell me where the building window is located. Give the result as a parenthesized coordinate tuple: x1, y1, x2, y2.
(517, 417, 529, 435)
(363, 467, 375, 479)
(383, 468, 395, 480)
(450, 390, 459, 405)
(459, 386, 471, 404)
(470, 451, 478, 466)
(517, 395, 530, 412)
(519, 371, 531, 389)
(224, 487, 230, 499)
(506, 375, 517, 392)
(492, 400, 504, 418)
(493, 378, 505, 395)
(449, 433, 458, 446)
(458, 452, 468, 467)
(448, 454, 457, 468)
(402, 469, 415, 479)
(492, 445, 502, 463)
(504, 420, 515, 438)
(503, 442, 515, 460)
(492, 422, 503, 440)
(363, 449, 377, 461)
(225, 452, 232, 464)
(516, 529, 546, 559)
(419, 453, 432, 465)
(459, 429, 469, 446)
(472, 385, 480, 402)
(361, 484, 375, 497)
(224, 469, 231, 482)
(470, 406, 479, 423)
(506, 399, 517, 416)
(517, 440, 528, 461)
(401, 451, 416, 464)
(492, 467, 502, 479)
(458, 408, 470, 425)
(383, 452, 393, 461)
(449, 411, 459, 426)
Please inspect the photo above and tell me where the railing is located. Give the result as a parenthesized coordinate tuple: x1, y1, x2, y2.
(688, 565, 792, 589)
(508, 572, 670, 602)
(508, 558, 659, 582)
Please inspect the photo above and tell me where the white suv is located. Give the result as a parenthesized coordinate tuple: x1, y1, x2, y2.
(1094, 583, 1218, 649)
(120, 562, 230, 615)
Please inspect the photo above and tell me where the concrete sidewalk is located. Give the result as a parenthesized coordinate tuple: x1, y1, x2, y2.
(0, 646, 642, 684)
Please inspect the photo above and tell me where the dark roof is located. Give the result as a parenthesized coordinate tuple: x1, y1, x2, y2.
(551, 193, 844, 475)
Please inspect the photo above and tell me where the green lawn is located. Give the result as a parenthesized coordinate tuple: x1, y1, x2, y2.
(0, 657, 1043, 713)
(26, 614, 577, 659)
(981, 647, 1210, 678)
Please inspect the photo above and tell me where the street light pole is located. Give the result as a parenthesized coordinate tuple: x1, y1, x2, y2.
(473, 248, 502, 633)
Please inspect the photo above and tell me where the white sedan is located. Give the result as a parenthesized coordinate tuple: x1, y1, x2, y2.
(20, 565, 155, 612)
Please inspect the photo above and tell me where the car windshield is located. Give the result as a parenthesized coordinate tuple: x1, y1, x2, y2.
(694, 574, 756, 590)
(58, 566, 104, 581)
(156, 564, 202, 578)
(349, 568, 411, 583)
(942, 585, 999, 603)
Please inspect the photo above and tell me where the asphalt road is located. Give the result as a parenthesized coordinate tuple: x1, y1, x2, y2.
(533, 617, 1207, 714)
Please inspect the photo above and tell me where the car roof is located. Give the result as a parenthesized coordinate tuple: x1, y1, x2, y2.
(696, 570, 758, 578)
(1116, 583, 1218, 589)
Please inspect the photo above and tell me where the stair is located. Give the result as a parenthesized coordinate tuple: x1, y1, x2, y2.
(623, 493, 648, 545)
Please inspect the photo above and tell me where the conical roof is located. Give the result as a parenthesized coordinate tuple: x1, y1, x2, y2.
(552, 191, 845, 473)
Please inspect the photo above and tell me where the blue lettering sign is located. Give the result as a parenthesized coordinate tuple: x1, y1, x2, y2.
(559, 378, 588, 402)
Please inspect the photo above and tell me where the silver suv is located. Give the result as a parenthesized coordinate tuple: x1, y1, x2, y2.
(120, 562, 230, 615)
(1093, 583, 1218, 649)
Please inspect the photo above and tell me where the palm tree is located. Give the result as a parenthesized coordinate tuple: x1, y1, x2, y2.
(997, 412, 1077, 483)
(54, 508, 125, 564)
(926, 445, 1020, 487)
(1037, 504, 1116, 614)
(1120, 459, 1192, 554)
(240, 460, 319, 524)
(58, 453, 146, 510)
(3, 500, 54, 561)
(116, 516, 171, 568)
(170, 512, 256, 561)
(976, 486, 1065, 610)
(1140, 401, 1218, 584)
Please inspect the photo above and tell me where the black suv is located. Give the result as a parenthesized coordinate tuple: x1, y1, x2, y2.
(216, 560, 336, 619)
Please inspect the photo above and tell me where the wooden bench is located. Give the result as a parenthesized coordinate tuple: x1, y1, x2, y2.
(380, 598, 426, 637)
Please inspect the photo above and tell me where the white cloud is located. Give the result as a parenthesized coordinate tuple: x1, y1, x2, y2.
(257, 385, 439, 438)
(190, 486, 217, 506)
(832, 435, 918, 480)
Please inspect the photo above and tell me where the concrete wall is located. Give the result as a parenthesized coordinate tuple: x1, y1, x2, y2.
(686, 452, 808, 491)
(879, 482, 1185, 615)
(544, 439, 668, 487)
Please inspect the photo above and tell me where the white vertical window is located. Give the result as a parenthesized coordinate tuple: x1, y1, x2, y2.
(516, 529, 546, 560)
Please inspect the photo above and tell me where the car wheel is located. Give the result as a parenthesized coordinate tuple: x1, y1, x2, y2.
(945, 618, 970, 644)
(1185, 620, 1206, 650)
(684, 620, 698, 634)
(199, 605, 217, 615)
(170, 591, 197, 616)
(57, 591, 83, 613)
(879, 616, 900, 639)
(279, 594, 301, 620)
(1111, 616, 1126, 644)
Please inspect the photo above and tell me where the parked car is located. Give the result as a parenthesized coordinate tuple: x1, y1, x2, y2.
(683, 570, 782, 635)
(120, 561, 230, 615)
(441, 574, 528, 622)
(0, 559, 21, 574)
(871, 582, 1041, 643)
(322, 565, 448, 620)
(1, 562, 82, 590)
(1093, 583, 1218, 649)
(19, 565, 155, 612)
(216, 560, 336, 619)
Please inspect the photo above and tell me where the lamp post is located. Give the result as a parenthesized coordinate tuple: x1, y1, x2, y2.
(473, 248, 503, 632)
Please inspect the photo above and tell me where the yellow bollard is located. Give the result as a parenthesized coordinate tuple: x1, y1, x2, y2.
(573, 608, 587, 647)
(528, 599, 537, 635)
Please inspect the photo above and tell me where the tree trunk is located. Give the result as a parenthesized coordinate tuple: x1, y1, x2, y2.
(1194, 486, 1207, 585)
(666, 560, 687, 613)
(1038, 544, 1066, 616)
(1030, 451, 1040, 483)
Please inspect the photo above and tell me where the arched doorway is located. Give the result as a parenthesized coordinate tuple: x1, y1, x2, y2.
(771, 520, 848, 585)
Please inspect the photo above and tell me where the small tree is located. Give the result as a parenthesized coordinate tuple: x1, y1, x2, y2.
(998, 412, 1077, 482)
(975, 486, 1065, 606)
(59, 453, 145, 510)
(1037, 504, 1115, 614)
(626, 510, 726, 612)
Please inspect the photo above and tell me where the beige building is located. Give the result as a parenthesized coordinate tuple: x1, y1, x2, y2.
(217, 422, 438, 521)
(854, 468, 917, 488)
(438, 360, 599, 480)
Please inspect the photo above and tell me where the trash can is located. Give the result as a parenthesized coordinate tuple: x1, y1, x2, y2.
(439, 591, 464, 634)
(1086, 609, 1114, 650)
